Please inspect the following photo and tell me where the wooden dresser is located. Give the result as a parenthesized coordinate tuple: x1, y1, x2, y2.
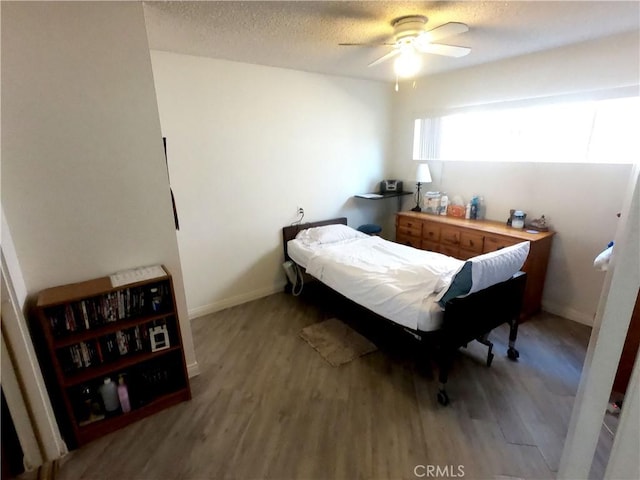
(396, 212, 555, 318)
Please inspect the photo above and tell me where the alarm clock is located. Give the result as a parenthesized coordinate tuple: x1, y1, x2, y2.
(381, 180, 402, 193)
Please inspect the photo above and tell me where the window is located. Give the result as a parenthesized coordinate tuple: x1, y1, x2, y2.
(413, 95, 640, 164)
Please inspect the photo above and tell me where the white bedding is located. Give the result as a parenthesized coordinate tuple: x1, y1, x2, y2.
(287, 235, 464, 332)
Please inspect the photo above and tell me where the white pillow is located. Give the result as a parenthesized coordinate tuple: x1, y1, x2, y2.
(465, 241, 530, 296)
(295, 224, 368, 245)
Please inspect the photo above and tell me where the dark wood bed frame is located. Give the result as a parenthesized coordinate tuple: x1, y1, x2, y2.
(282, 217, 527, 406)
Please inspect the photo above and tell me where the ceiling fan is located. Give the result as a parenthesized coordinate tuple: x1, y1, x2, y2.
(340, 15, 471, 78)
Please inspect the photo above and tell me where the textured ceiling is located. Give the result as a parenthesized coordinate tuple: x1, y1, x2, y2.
(143, 1, 640, 82)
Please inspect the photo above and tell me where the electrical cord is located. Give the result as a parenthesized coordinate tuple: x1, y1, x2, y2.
(287, 210, 305, 295)
(291, 262, 304, 296)
(291, 210, 305, 226)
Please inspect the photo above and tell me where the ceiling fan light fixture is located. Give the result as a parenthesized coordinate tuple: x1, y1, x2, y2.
(393, 49, 422, 78)
(414, 32, 433, 48)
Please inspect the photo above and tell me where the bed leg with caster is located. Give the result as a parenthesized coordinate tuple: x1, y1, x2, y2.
(436, 349, 453, 406)
(476, 334, 495, 367)
(507, 317, 520, 361)
(437, 384, 450, 406)
(507, 346, 519, 360)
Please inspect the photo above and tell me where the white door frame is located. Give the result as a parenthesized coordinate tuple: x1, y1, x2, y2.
(558, 164, 640, 478)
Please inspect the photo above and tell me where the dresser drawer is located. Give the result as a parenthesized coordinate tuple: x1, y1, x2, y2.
(422, 223, 441, 242)
(483, 235, 517, 253)
(396, 232, 421, 249)
(397, 225, 422, 238)
(441, 228, 461, 247)
(460, 231, 484, 253)
(440, 245, 460, 258)
(422, 240, 440, 252)
(397, 217, 423, 233)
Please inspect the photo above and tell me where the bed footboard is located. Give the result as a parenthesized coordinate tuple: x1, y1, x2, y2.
(432, 271, 527, 405)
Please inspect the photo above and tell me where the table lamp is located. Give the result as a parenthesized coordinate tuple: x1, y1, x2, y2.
(411, 163, 432, 212)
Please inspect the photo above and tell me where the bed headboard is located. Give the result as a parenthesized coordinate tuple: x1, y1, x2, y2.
(282, 217, 347, 261)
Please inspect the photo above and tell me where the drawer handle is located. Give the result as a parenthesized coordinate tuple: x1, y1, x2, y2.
(469, 240, 474, 247)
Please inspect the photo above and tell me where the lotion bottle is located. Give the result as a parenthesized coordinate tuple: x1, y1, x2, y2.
(99, 377, 119, 413)
(117, 375, 131, 413)
(439, 194, 449, 215)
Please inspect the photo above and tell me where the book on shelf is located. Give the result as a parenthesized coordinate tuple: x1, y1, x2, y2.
(58, 326, 148, 370)
(46, 283, 171, 337)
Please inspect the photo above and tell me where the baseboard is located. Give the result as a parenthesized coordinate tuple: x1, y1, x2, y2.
(542, 301, 595, 326)
(188, 282, 287, 320)
(187, 361, 200, 378)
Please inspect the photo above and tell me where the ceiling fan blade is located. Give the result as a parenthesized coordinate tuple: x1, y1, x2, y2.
(367, 49, 400, 67)
(416, 43, 471, 58)
(339, 42, 395, 47)
(424, 22, 469, 42)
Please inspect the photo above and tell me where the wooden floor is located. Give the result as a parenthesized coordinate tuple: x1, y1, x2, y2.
(36, 285, 616, 480)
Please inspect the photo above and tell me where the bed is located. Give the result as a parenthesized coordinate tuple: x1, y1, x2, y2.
(282, 217, 528, 405)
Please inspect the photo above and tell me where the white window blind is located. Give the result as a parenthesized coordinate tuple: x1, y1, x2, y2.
(413, 95, 640, 164)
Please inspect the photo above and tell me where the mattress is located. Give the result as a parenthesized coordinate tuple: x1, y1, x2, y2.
(287, 236, 464, 332)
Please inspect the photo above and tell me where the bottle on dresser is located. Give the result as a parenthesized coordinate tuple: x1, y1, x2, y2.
(470, 196, 479, 219)
(439, 194, 449, 215)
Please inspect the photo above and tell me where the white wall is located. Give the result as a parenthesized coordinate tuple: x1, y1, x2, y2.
(390, 31, 639, 325)
(1, 2, 197, 371)
(150, 51, 393, 318)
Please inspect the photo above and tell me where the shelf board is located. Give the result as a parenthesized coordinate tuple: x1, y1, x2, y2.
(76, 388, 191, 446)
(62, 345, 183, 387)
(53, 311, 174, 348)
(36, 268, 169, 308)
(355, 191, 413, 200)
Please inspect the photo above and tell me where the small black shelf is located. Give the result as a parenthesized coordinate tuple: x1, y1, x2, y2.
(354, 191, 413, 200)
